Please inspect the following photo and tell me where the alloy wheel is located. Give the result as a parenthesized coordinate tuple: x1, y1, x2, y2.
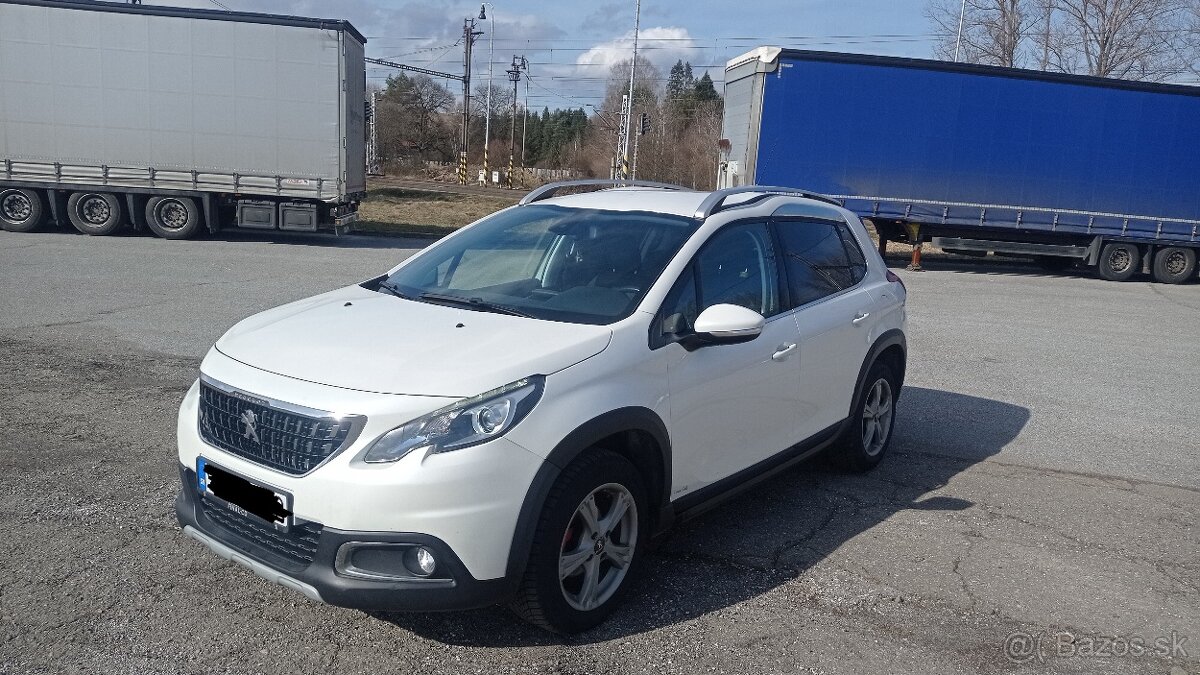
(558, 483, 638, 612)
(861, 377, 894, 456)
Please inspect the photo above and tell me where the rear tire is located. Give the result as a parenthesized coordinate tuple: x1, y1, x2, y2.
(145, 196, 202, 239)
(510, 449, 647, 634)
(66, 191, 123, 235)
(832, 362, 898, 472)
(1151, 247, 1197, 284)
(0, 188, 45, 232)
(1097, 242, 1140, 281)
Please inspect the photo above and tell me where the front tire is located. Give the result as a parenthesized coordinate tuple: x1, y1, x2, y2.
(834, 362, 898, 472)
(1151, 247, 1197, 284)
(66, 191, 123, 235)
(145, 196, 202, 239)
(0, 188, 46, 232)
(510, 449, 647, 634)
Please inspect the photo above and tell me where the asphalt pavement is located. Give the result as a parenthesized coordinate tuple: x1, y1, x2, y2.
(1, 228, 1197, 675)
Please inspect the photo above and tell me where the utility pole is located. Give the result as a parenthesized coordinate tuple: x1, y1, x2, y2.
(953, 0, 967, 62)
(367, 90, 378, 175)
(614, 94, 629, 179)
(617, 0, 642, 179)
(479, 4, 495, 185)
(521, 67, 529, 169)
(1041, 0, 1053, 71)
(460, 17, 481, 184)
(506, 55, 526, 189)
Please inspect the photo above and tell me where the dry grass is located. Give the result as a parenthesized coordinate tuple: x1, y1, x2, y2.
(355, 186, 517, 237)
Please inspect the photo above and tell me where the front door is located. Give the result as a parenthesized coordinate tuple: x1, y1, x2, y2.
(657, 221, 804, 497)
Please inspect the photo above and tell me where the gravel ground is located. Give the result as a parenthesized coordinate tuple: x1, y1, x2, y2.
(0, 229, 1197, 675)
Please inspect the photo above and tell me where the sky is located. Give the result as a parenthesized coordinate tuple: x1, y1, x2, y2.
(158, 0, 937, 109)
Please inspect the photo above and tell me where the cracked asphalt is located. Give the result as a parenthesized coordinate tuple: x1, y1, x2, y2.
(1, 229, 1197, 675)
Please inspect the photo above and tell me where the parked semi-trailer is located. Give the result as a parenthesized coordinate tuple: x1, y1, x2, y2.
(720, 47, 1200, 283)
(0, 0, 365, 239)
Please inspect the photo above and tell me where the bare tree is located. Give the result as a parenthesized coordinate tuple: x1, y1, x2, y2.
(1038, 0, 1194, 80)
(927, 0, 1032, 67)
(376, 73, 457, 166)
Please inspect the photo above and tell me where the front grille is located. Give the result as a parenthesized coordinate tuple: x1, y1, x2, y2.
(199, 496, 322, 570)
(198, 381, 356, 475)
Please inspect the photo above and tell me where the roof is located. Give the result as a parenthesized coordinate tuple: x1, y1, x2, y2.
(538, 188, 711, 218)
(0, 0, 367, 44)
(732, 46, 1200, 99)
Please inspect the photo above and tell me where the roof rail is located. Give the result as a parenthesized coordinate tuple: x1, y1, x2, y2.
(519, 179, 691, 206)
(694, 186, 842, 220)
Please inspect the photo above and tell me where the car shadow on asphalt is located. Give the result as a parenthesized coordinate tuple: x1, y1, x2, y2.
(370, 386, 1030, 646)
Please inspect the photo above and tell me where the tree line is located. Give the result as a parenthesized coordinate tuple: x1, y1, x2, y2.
(370, 57, 724, 189)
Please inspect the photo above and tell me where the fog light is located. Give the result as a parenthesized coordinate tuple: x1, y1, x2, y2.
(407, 546, 436, 577)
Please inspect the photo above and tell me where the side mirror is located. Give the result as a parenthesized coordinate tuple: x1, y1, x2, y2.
(682, 304, 765, 349)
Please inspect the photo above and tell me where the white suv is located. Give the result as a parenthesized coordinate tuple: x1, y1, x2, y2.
(176, 181, 907, 633)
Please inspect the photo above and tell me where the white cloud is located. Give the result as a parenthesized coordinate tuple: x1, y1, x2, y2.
(576, 26, 703, 71)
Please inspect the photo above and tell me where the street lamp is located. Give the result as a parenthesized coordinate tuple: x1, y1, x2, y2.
(479, 3, 495, 184)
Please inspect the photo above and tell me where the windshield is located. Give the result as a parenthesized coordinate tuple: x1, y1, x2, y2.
(384, 205, 699, 325)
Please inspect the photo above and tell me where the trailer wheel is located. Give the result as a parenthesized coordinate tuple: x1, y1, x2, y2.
(1151, 247, 1197, 284)
(145, 196, 201, 239)
(0, 188, 46, 232)
(66, 192, 123, 235)
(1097, 242, 1140, 282)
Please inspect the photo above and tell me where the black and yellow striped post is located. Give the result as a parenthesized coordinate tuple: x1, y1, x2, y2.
(507, 155, 514, 189)
(458, 151, 467, 185)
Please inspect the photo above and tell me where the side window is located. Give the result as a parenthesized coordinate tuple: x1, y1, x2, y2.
(655, 221, 780, 345)
(695, 222, 780, 317)
(658, 267, 699, 338)
(838, 223, 869, 285)
(775, 219, 856, 307)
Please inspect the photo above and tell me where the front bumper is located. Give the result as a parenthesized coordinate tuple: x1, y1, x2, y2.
(175, 467, 518, 611)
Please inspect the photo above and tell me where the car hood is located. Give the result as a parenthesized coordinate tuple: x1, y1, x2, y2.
(214, 285, 612, 396)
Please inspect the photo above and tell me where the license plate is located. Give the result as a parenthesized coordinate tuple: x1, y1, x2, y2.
(197, 457, 293, 530)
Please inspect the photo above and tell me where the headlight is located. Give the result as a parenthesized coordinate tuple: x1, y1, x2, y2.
(359, 377, 543, 463)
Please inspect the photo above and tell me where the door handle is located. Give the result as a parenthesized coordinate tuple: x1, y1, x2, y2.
(771, 343, 798, 361)
(852, 312, 870, 325)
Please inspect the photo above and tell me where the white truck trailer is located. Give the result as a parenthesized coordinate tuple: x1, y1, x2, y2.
(0, 0, 366, 239)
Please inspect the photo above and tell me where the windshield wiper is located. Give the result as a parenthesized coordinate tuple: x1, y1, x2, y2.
(419, 291, 534, 318)
(377, 280, 413, 300)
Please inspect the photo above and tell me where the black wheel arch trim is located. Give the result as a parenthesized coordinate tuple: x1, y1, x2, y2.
(504, 406, 672, 579)
(844, 329, 907, 429)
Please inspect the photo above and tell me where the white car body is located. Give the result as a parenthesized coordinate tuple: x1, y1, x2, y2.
(176, 183, 907, 623)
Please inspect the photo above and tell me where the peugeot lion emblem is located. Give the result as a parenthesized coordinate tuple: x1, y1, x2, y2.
(240, 408, 260, 443)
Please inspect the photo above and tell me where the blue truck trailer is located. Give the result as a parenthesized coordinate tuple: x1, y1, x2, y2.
(719, 47, 1200, 283)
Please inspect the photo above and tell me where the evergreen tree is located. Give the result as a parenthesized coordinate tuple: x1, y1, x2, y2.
(666, 60, 687, 101)
(694, 72, 719, 102)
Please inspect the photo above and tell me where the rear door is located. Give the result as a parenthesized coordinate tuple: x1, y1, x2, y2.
(773, 217, 876, 439)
